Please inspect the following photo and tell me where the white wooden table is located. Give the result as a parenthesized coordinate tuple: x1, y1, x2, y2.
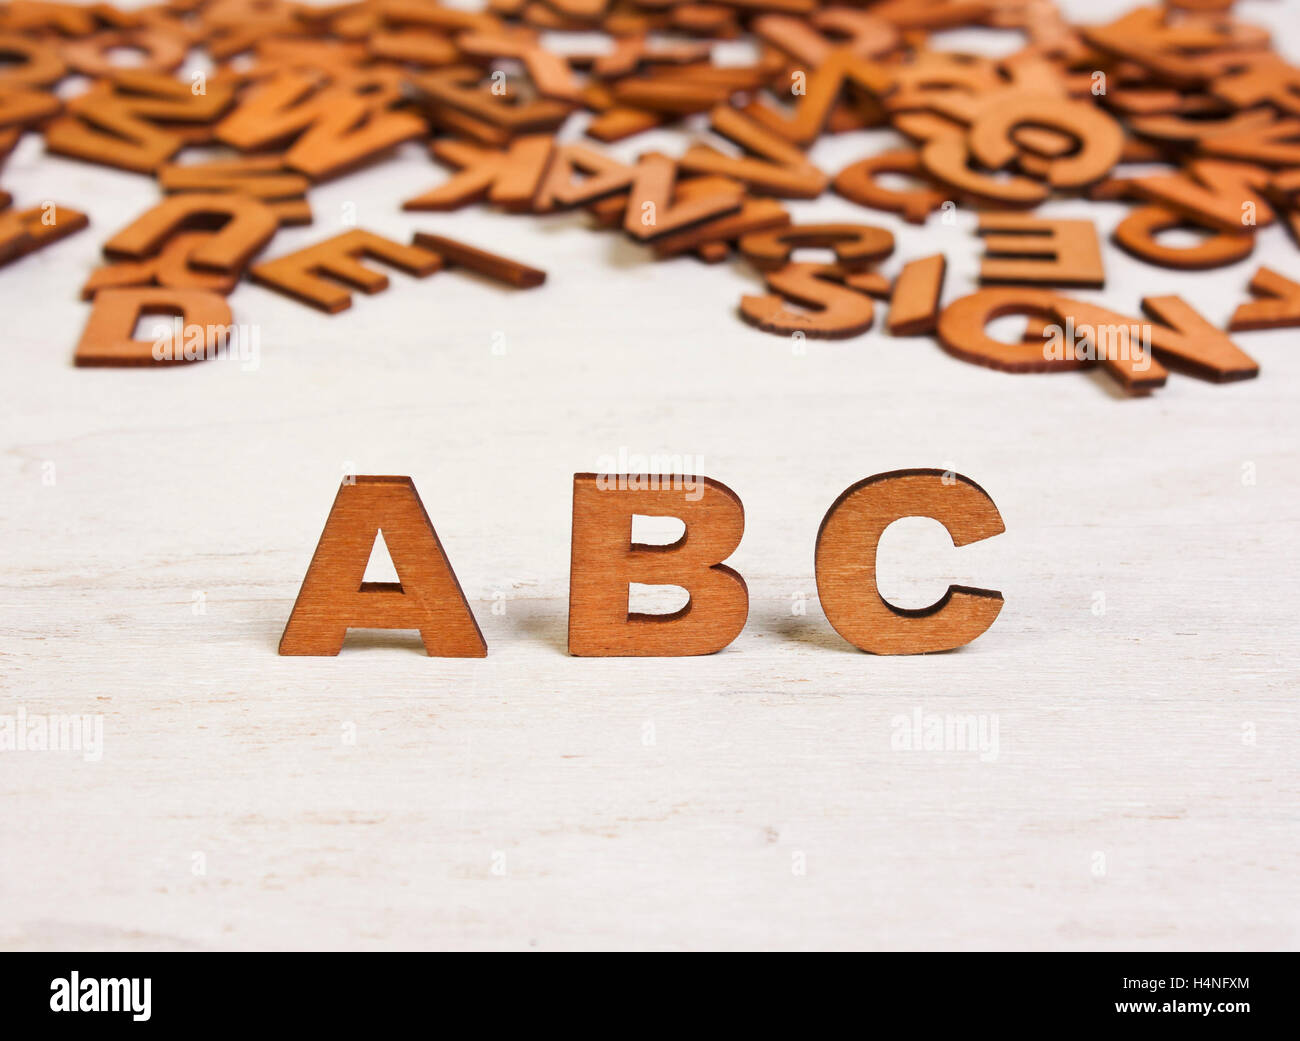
(1, 0, 1297, 950)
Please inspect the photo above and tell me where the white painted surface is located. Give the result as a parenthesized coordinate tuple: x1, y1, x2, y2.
(0, 0, 1297, 950)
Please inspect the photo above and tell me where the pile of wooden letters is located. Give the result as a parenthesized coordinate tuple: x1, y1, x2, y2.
(1, 0, 1298, 393)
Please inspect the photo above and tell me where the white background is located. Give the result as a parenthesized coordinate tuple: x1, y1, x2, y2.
(1, 0, 1297, 949)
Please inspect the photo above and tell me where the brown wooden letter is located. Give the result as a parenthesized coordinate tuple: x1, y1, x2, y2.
(977, 214, 1105, 288)
(1228, 267, 1300, 331)
(280, 476, 486, 657)
(1112, 206, 1255, 270)
(251, 230, 441, 313)
(741, 262, 876, 338)
(815, 470, 1005, 655)
(888, 254, 946, 335)
(738, 222, 894, 271)
(832, 149, 947, 224)
(74, 287, 232, 367)
(568, 473, 747, 656)
(102, 193, 278, 274)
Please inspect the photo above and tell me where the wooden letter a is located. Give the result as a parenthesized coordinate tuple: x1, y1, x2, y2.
(280, 476, 486, 657)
